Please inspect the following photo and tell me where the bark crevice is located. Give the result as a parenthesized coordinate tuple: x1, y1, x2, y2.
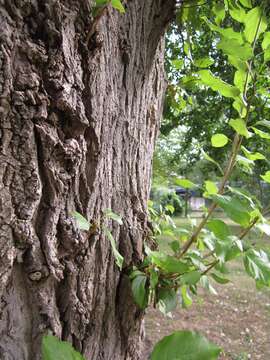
(0, 0, 176, 359)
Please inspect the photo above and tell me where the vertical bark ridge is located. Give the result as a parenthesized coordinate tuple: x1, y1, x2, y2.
(0, 0, 175, 359)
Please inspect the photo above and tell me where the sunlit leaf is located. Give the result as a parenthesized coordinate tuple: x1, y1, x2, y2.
(213, 3, 225, 25)
(212, 195, 251, 227)
(217, 38, 252, 61)
(175, 178, 196, 189)
(71, 211, 90, 231)
(260, 171, 270, 183)
(252, 127, 270, 140)
(194, 57, 214, 68)
(211, 133, 228, 148)
(206, 219, 231, 240)
(244, 7, 267, 43)
(103, 227, 124, 269)
(241, 146, 265, 161)
(104, 208, 123, 225)
(150, 252, 189, 274)
(111, 0, 125, 13)
(171, 59, 184, 70)
(181, 285, 193, 308)
(262, 32, 270, 50)
(239, 0, 252, 8)
(151, 331, 221, 360)
(229, 118, 251, 138)
(199, 70, 240, 99)
(244, 249, 270, 286)
(205, 181, 218, 195)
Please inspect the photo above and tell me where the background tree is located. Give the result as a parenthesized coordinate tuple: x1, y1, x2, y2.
(0, 1, 175, 359)
(154, 0, 270, 204)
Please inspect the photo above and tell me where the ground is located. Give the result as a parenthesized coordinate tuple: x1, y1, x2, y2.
(143, 215, 270, 360)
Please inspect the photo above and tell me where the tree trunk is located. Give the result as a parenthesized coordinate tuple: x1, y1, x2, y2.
(0, 0, 175, 359)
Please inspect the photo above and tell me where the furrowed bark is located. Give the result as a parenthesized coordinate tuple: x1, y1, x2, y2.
(0, 0, 175, 359)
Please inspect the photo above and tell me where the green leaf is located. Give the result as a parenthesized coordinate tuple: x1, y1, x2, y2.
(151, 331, 221, 360)
(157, 288, 177, 314)
(42, 335, 85, 360)
(234, 69, 249, 92)
(95, 0, 108, 6)
(111, 0, 125, 13)
(214, 236, 241, 262)
(261, 171, 270, 183)
(172, 59, 184, 70)
(206, 219, 231, 240)
(233, 97, 247, 118)
(241, 146, 265, 160)
(228, 56, 248, 72)
(175, 178, 196, 189)
(244, 249, 270, 286)
(244, 7, 267, 43)
(264, 46, 270, 63)
(170, 240, 181, 253)
(211, 133, 228, 148)
(212, 195, 251, 227)
(205, 180, 218, 195)
(165, 204, 175, 214)
(103, 208, 123, 225)
(211, 273, 230, 284)
(181, 285, 192, 308)
(149, 269, 159, 289)
(213, 3, 225, 25)
(194, 57, 214, 68)
(239, 0, 252, 8)
(71, 211, 90, 231)
(227, 186, 256, 208)
(150, 252, 189, 274)
(236, 155, 254, 173)
(229, 118, 251, 138)
(199, 70, 240, 99)
(252, 127, 270, 140)
(131, 274, 148, 308)
(181, 271, 201, 285)
(262, 32, 270, 50)
(217, 38, 252, 61)
(200, 275, 217, 295)
(103, 227, 124, 270)
(201, 149, 223, 175)
(255, 120, 270, 130)
(229, 3, 246, 23)
(203, 17, 244, 43)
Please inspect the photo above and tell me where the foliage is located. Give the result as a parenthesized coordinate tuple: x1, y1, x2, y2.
(94, 0, 125, 13)
(71, 208, 124, 269)
(151, 330, 221, 360)
(138, 1, 270, 358)
(150, 185, 183, 215)
(42, 335, 85, 360)
(155, 0, 270, 186)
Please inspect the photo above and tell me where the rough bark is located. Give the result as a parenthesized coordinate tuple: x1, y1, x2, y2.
(0, 0, 175, 359)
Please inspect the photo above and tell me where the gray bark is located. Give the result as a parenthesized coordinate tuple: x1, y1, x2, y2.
(0, 0, 175, 359)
